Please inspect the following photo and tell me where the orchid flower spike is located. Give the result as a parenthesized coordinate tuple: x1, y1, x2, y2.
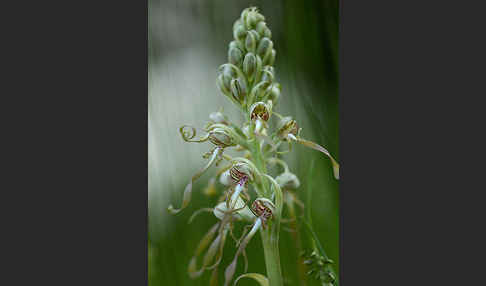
(167, 6, 339, 286)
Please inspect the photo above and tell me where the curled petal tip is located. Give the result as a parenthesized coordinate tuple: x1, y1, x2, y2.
(180, 125, 209, 143)
(331, 159, 340, 180)
(167, 204, 183, 215)
(167, 205, 177, 214)
(167, 179, 193, 215)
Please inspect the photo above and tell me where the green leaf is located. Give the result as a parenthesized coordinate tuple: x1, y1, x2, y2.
(234, 273, 269, 286)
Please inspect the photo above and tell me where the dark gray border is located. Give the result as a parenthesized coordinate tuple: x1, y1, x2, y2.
(4, 0, 148, 284)
(5, 0, 484, 284)
(341, 0, 484, 284)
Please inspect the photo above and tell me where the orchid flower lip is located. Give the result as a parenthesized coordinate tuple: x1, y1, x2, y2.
(250, 217, 262, 234)
(230, 183, 244, 209)
(255, 119, 263, 133)
(238, 176, 248, 186)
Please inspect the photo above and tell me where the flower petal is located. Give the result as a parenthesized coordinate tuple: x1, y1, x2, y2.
(168, 148, 221, 214)
(294, 137, 339, 180)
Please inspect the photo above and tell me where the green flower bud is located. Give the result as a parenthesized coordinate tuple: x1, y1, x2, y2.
(230, 78, 247, 103)
(233, 23, 246, 42)
(245, 30, 259, 53)
(252, 54, 263, 84)
(217, 64, 237, 89)
(249, 101, 271, 121)
(256, 21, 271, 38)
(241, 7, 264, 30)
(208, 128, 234, 147)
(240, 8, 250, 22)
(260, 65, 274, 83)
(255, 21, 265, 34)
(257, 37, 273, 60)
(233, 18, 242, 31)
(242, 52, 256, 79)
(216, 74, 230, 96)
(250, 80, 271, 102)
(229, 40, 244, 52)
(245, 13, 258, 30)
(267, 83, 281, 104)
(277, 116, 298, 140)
(264, 49, 276, 66)
(216, 64, 237, 97)
(254, 11, 265, 22)
(241, 7, 263, 19)
(276, 172, 300, 189)
(233, 18, 244, 31)
(228, 46, 243, 66)
(209, 111, 227, 124)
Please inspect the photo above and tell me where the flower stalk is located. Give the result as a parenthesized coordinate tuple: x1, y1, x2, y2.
(166, 6, 339, 286)
(261, 227, 283, 286)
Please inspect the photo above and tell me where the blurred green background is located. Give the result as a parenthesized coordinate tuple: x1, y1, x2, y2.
(148, 0, 339, 285)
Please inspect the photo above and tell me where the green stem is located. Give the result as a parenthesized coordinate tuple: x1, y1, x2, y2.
(252, 137, 269, 196)
(251, 135, 282, 286)
(253, 141, 266, 173)
(261, 226, 283, 286)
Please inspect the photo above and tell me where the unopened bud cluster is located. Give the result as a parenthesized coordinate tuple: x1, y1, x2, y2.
(217, 7, 280, 115)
